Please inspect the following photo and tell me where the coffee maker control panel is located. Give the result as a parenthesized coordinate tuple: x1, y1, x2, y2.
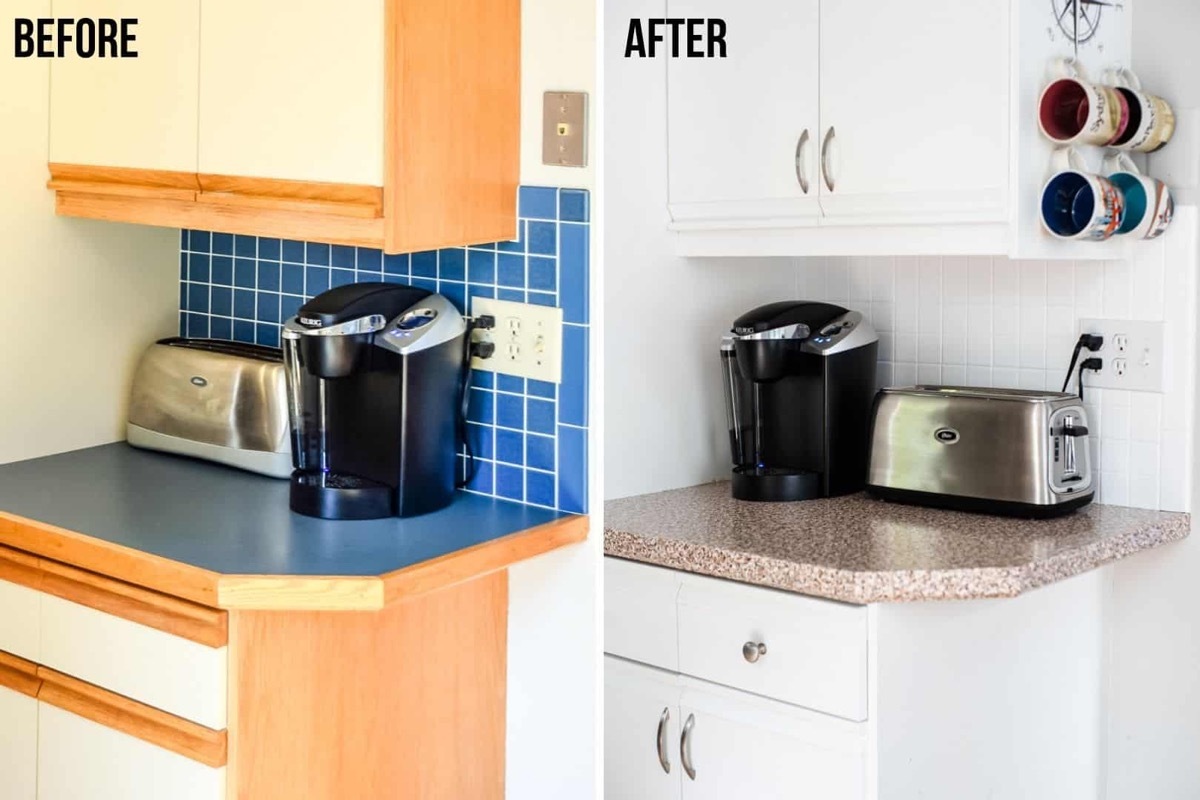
(378, 294, 467, 357)
(801, 311, 878, 357)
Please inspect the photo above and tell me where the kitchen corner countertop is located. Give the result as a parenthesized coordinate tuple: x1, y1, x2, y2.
(0, 443, 587, 611)
(604, 482, 1190, 603)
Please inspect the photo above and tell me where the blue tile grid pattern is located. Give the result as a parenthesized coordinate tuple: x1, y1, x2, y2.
(178, 186, 589, 514)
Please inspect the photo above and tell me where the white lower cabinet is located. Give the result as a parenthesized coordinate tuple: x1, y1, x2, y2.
(606, 656, 866, 800)
(0, 686, 37, 800)
(37, 703, 225, 800)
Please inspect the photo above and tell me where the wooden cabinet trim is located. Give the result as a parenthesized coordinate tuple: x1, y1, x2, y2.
(37, 667, 227, 768)
(47, 163, 199, 200)
(196, 173, 383, 219)
(39, 559, 227, 648)
(0, 543, 41, 592)
(0, 650, 41, 699)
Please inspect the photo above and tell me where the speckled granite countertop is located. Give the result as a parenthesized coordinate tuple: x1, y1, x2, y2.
(604, 482, 1191, 603)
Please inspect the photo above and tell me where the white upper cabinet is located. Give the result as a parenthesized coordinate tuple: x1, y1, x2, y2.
(197, 0, 385, 186)
(49, 0, 201, 172)
(817, 0, 1008, 225)
(605, 657, 684, 800)
(667, 0, 820, 227)
(0, 686, 36, 800)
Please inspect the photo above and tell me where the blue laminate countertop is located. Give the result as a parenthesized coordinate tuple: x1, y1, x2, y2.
(0, 443, 585, 608)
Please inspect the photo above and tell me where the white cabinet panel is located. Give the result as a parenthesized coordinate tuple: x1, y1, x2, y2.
(0, 579, 40, 664)
(0, 687, 36, 800)
(679, 680, 866, 800)
(677, 573, 868, 721)
(817, 0, 1008, 224)
(667, 0, 820, 226)
(37, 703, 224, 800)
(198, 0, 385, 185)
(49, 0, 200, 172)
(605, 657, 683, 800)
(39, 594, 227, 729)
(605, 558, 681, 670)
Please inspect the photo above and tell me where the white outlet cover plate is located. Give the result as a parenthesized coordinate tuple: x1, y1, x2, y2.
(471, 298, 564, 384)
(1077, 318, 1164, 393)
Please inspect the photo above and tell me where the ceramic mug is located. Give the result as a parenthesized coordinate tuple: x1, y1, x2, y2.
(1040, 148, 1125, 241)
(1103, 153, 1174, 240)
(1101, 67, 1176, 153)
(1038, 59, 1127, 146)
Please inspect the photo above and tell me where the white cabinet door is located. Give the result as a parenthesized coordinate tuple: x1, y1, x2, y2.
(817, 0, 1008, 225)
(0, 687, 36, 800)
(198, 0, 385, 185)
(667, 0, 820, 226)
(0, 578, 40, 664)
(49, 0, 200, 172)
(37, 703, 224, 800)
(605, 657, 683, 800)
(678, 680, 866, 800)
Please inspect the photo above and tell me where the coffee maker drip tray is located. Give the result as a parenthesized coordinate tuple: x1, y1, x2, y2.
(291, 470, 395, 520)
(731, 466, 821, 503)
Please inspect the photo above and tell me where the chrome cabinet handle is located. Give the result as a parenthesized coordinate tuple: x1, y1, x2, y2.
(821, 126, 836, 192)
(681, 713, 696, 781)
(656, 707, 671, 774)
(742, 641, 767, 663)
(794, 129, 810, 194)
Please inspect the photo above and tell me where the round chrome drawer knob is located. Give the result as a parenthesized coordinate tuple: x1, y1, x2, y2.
(742, 641, 767, 663)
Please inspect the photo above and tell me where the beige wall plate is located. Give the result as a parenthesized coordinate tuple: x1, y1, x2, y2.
(471, 298, 564, 383)
(542, 91, 588, 168)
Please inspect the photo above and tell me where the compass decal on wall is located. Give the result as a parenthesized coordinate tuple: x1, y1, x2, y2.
(1051, 0, 1122, 54)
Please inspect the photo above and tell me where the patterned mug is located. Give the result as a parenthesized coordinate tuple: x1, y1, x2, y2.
(1101, 67, 1176, 154)
(1040, 148, 1125, 241)
(1104, 153, 1174, 240)
(1038, 59, 1128, 147)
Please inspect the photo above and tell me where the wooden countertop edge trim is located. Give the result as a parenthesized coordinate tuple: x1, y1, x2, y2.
(381, 514, 590, 605)
(0, 511, 222, 608)
(0, 651, 41, 698)
(37, 666, 227, 768)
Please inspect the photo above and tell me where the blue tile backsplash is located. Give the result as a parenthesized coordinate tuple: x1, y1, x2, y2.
(178, 186, 590, 514)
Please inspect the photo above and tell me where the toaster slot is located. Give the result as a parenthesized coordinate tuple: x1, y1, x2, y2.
(159, 337, 283, 362)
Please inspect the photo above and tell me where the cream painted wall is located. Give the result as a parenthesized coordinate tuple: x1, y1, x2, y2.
(520, 0, 596, 190)
(0, 0, 178, 466)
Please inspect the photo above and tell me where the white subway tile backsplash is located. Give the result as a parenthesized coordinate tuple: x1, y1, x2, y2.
(794, 212, 1197, 511)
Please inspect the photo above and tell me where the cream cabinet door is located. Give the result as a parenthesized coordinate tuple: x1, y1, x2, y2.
(37, 703, 224, 800)
(666, 0, 821, 227)
(0, 686, 36, 800)
(49, 0, 200, 172)
(198, 0, 385, 186)
(817, 0, 1008, 225)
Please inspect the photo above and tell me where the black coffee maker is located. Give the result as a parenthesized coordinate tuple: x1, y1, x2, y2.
(282, 283, 466, 519)
(721, 302, 878, 502)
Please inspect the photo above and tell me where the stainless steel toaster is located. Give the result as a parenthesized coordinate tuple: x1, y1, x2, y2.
(127, 338, 292, 478)
(866, 386, 1094, 518)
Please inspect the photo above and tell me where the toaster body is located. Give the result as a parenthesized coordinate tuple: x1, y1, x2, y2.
(127, 338, 291, 478)
(867, 386, 1094, 518)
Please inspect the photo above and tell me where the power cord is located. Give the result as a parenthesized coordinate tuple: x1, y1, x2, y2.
(455, 315, 496, 489)
(1062, 333, 1104, 400)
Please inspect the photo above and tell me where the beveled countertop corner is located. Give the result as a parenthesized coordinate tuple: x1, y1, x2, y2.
(604, 481, 1190, 603)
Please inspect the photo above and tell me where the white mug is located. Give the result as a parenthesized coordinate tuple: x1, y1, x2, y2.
(1040, 148, 1126, 241)
(1103, 153, 1174, 240)
(1038, 59, 1127, 146)
(1101, 67, 1176, 153)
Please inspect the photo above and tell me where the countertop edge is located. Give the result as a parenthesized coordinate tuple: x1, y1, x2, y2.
(0, 507, 590, 611)
(603, 513, 1191, 604)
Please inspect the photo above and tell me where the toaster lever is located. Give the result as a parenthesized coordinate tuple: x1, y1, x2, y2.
(1054, 425, 1089, 437)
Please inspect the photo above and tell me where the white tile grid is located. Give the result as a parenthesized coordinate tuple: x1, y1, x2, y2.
(796, 219, 1197, 512)
(180, 202, 589, 513)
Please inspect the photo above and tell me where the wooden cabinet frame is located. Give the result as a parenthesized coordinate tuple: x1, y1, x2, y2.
(47, 0, 519, 254)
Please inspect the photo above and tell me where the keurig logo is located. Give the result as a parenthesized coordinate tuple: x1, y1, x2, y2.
(624, 18, 727, 58)
(299, 317, 324, 328)
(13, 18, 139, 58)
(934, 428, 960, 445)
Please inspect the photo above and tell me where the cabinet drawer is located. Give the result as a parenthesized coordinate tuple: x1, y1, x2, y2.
(677, 574, 868, 721)
(38, 702, 225, 800)
(0, 548, 41, 664)
(605, 558, 682, 670)
(37, 563, 228, 730)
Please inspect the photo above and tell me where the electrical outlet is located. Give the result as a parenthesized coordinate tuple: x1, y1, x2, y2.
(470, 298, 563, 383)
(1077, 319, 1164, 392)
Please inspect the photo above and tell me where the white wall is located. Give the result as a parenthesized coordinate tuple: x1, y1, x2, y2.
(508, 1, 599, 796)
(0, 0, 178, 466)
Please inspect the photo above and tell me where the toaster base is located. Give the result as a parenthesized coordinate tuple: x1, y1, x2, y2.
(866, 485, 1094, 519)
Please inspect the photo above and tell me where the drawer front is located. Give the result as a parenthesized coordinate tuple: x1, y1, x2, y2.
(605, 558, 682, 670)
(40, 593, 227, 729)
(0, 579, 40, 664)
(677, 574, 868, 721)
(0, 685, 37, 800)
(38, 703, 225, 800)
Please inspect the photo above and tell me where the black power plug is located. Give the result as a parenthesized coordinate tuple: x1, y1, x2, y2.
(1080, 333, 1104, 352)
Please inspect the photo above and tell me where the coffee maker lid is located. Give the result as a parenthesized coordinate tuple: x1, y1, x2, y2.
(731, 301, 847, 339)
(295, 283, 432, 330)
